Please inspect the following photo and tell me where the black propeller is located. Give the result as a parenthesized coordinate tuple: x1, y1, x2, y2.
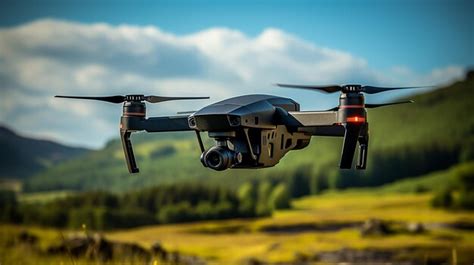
(276, 83, 428, 94)
(177, 110, 197, 114)
(55, 95, 210, 104)
(362, 86, 427, 94)
(274, 84, 342, 93)
(325, 100, 414, 111)
(364, 100, 414, 108)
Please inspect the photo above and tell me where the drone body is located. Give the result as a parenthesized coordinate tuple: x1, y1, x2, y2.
(191, 94, 312, 170)
(56, 84, 419, 173)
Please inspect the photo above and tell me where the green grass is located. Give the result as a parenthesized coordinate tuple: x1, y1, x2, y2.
(105, 190, 474, 264)
(3, 183, 474, 264)
(377, 163, 467, 194)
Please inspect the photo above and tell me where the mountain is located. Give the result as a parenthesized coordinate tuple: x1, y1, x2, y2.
(0, 126, 90, 179)
(24, 71, 474, 192)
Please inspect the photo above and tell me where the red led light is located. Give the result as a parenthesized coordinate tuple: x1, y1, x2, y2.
(347, 116, 366, 123)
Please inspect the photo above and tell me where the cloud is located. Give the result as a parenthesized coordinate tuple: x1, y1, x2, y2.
(0, 19, 466, 148)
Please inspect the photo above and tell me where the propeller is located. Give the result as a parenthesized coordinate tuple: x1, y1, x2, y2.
(55, 95, 210, 104)
(325, 100, 414, 111)
(364, 100, 414, 108)
(275, 83, 429, 94)
(177, 110, 197, 115)
(274, 84, 342, 93)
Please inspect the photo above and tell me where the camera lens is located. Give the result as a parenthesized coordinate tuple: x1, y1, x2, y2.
(201, 146, 240, 171)
(206, 150, 222, 168)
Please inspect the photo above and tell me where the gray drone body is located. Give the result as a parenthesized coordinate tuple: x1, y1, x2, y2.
(56, 83, 420, 173)
(190, 94, 312, 170)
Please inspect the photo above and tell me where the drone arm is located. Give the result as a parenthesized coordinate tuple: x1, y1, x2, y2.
(285, 111, 346, 136)
(122, 116, 192, 132)
(287, 111, 338, 126)
(297, 125, 345, 136)
(119, 115, 194, 174)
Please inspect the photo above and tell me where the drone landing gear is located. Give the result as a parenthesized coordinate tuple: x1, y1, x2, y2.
(339, 123, 368, 170)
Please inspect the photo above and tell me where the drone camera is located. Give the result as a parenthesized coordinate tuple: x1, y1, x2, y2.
(201, 146, 243, 171)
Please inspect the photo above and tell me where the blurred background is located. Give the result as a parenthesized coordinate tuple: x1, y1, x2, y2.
(0, 0, 473, 264)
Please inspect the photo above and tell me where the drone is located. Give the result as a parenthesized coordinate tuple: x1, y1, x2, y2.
(56, 84, 420, 173)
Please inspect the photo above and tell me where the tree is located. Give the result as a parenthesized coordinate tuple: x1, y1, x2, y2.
(454, 162, 474, 209)
(256, 181, 272, 216)
(269, 183, 291, 210)
(288, 164, 312, 198)
(0, 190, 20, 222)
(310, 174, 328, 194)
(237, 182, 257, 217)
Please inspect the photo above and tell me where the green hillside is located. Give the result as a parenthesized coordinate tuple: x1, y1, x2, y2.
(25, 72, 474, 192)
(0, 126, 90, 180)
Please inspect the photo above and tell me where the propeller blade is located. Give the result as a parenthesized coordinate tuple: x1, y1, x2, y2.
(275, 83, 342, 93)
(364, 100, 414, 108)
(362, 86, 429, 94)
(325, 100, 414, 111)
(177, 111, 197, 114)
(55, 95, 125, 103)
(145, 96, 210, 103)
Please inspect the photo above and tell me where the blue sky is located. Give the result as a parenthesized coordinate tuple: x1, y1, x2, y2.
(0, 0, 472, 147)
(1, 0, 472, 72)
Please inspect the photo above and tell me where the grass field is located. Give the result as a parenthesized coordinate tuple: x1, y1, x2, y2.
(2, 185, 474, 264)
(106, 190, 474, 264)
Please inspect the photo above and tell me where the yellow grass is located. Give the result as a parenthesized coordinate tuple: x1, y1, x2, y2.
(2, 190, 473, 264)
(105, 190, 474, 264)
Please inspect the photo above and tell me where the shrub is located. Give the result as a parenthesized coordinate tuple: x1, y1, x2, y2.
(431, 189, 453, 208)
(157, 202, 195, 223)
(457, 191, 474, 210)
(0, 190, 20, 223)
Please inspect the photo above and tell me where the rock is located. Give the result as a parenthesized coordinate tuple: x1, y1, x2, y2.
(360, 218, 391, 236)
(315, 247, 447, 265)
(407, 222, 425, 234)
(87, 234, 113, 261)
(242, 257, 264, 265)
(17, 230, 38, 245)
(47, 233, 149, 261)
(45, 233, 205, 264)
(47, 235, 92, 257)
(113, 241, 150, 260)
(151, 241, 167, 259)
(316, 248, 394, 263)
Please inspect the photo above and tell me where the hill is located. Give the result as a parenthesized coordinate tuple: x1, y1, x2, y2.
(0, 126, 90, 180)
(24, 72, 474, 192)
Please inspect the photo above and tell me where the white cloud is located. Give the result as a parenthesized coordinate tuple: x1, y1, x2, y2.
(0, 19, 466, 148)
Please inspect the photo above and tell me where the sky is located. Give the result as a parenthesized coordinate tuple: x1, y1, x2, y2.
(0, 0, 472, 148)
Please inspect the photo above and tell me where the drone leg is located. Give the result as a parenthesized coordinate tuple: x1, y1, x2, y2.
(195, 130, 205, 153)
(243, 128, 258, 161)
(356, 125, 369, 170)
(120, 130, 139, 173)
(340, 124, 361, 169)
